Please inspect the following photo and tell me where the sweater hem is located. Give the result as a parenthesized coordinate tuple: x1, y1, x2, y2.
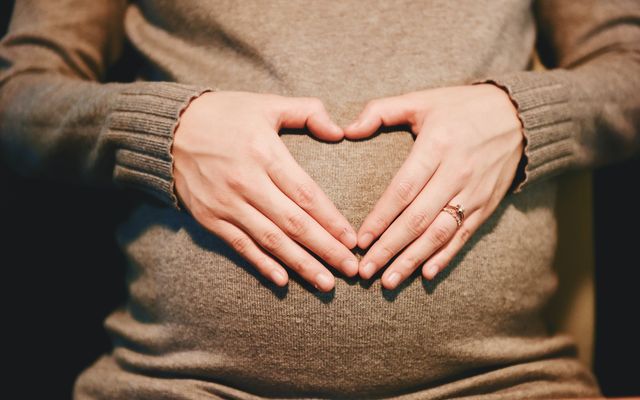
(109, 82, 213, 211)
(471, 70, 577, 194)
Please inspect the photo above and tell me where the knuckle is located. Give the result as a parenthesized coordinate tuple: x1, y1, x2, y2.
(319, 245, 340, 263)
(283, 212, 308, 238)
(226, 173, 249, 192)
(333, 221, 349, 238)
(230, 235, 252, 255)
(457, 164, 473, 181)
(427, 130, 452, 152)
(192, 202, 225, 226)
(190, 201, 213, 222)
(261, 230, 285, 252)
(394, 180, 415, 203)
(289, 258, 308, 274)
(430, 225, 452, 247)
(267, 160, 284, 180)
(294, 182, 316, 209)
(378, 244, 395, 261)
(213, 205, 235, 222)
(407, 210, 429, 235)
(205, 216, 225, 231)
(370, 213, 388, 233)
(400, 255, 419, 272)
(215, 193, 234, 209)
(247, 139, 273, 165)
(415, 154, 435, 173)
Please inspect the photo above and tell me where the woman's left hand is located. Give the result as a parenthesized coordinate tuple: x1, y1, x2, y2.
(343, 84, 525, 289)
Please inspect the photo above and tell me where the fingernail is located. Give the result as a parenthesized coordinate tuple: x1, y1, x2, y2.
(362, 261, 376, 278)
(315, 272, 334, 291)
(426, 264, 439, 279)
(360, 233, 374, 248)
(342, 258, 358, 276)
(271, 269, 287, 286)
(387, 271, 401, 288)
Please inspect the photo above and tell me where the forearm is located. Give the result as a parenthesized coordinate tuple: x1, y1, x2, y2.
(473, 0, 640, 193)
(0, 0, 212, 209)
(0, 72, 211, 209)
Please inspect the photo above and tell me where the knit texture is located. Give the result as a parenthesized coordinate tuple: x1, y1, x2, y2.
(472, 72, 573, 194)
(109, 84, 213, 210)
(1, 0, 639, 398)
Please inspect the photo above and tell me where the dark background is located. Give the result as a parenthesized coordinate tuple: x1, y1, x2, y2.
(1, 2, 638, 398)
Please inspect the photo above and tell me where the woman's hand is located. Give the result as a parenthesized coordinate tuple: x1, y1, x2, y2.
(172, 91, 359, 292)
(343, 84, 525, 289)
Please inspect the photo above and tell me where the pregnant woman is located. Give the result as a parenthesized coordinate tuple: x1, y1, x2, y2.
(1, 1, 639, 398)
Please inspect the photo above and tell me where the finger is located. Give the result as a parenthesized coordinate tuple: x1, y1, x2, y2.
(230, 201, 337, 292)
(421, 155, 516, 280)
(209, 218, 289, 287)
(381, 209, 459, 289)
(343, 95, 416, 139)
(276, 96, 344, 141)
(359, 165, 459, 280)
(357, 132, 440, 249)
(422, 208, 483, 280)
(267, 139, 358, 249)
(243, 173, 359, 277)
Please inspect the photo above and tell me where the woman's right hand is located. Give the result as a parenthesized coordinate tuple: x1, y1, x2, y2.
(172, 91, 359, 292)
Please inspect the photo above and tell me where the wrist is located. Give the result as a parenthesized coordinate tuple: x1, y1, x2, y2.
(478, 82, 527, 194)
(171, 89, 215, 209)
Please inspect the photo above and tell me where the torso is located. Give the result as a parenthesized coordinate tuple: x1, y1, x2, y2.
(74, 1, 601, 398)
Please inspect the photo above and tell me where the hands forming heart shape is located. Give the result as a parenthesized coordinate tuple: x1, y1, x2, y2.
(172, 84, 524, 293)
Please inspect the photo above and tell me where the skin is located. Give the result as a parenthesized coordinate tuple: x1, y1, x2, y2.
(173, 84, 524, 293)
(342, 83, 525, 289)
(172, 91, 359, 292)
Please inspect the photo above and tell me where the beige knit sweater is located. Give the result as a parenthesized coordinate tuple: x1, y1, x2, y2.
(2, 1, 639, 399)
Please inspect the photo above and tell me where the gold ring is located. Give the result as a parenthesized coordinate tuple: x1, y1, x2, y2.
(442, 203, 465, 227)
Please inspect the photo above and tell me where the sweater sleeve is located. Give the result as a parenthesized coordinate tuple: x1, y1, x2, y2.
(0, 0, 213, 210)
(471, 0, 640, 194)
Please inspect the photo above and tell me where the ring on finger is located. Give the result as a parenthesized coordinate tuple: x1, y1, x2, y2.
(441, 203, 465, 227)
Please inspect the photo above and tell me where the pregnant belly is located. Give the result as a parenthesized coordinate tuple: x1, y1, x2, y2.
(106, 129, 566, 397)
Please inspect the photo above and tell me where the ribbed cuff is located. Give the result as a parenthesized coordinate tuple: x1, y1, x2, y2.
(471, 70, 577, 194)
(109, 82, 213, 211)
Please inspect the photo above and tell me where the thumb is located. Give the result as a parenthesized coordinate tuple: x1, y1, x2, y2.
(343, 95, 416, 139)
(276, 97, 344, 141)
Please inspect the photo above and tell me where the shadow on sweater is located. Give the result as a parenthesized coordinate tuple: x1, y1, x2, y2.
(117, 127, 549, 308)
